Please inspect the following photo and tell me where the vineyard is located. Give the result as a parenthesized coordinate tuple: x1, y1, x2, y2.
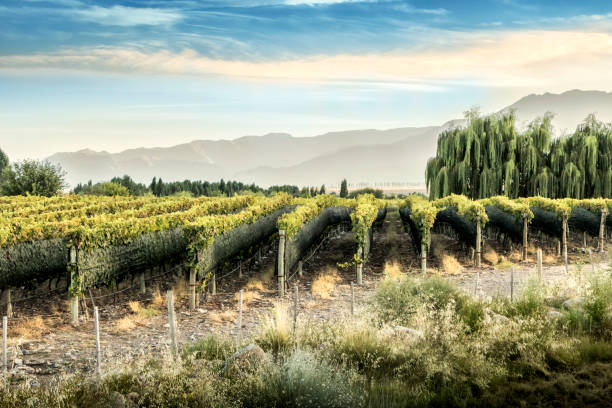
(0, 193, 387, 318)
(0, 192, 611, 407)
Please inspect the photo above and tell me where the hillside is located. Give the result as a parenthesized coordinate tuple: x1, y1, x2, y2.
(47, 90, 612, 188)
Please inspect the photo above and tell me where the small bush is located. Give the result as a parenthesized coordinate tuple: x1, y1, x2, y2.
(256, 302, 292, 354)
(441, 255, 463, 275)
(183, 335, 235, 361)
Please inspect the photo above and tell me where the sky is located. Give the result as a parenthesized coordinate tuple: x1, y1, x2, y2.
(1, 0, 612, 160)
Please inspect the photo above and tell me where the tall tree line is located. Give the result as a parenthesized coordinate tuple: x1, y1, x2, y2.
(426, 111, 612, 199)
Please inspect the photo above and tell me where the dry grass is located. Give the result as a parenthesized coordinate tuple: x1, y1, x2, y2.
(113, 301, 159, 333)
(441, 255, 463, 275)
(234, 290, 261, 309)
(114, 316, 137, 332)
(208, 309, 238, 324)
(383, 261, 404, 280)
(311, 268, 341, 299)
(245, 265, 275, 292)
(151, 286, 165, 308)
(9, 316, 49, 339)
(483, 248, 499, 265)
(171, 277, 188, 300)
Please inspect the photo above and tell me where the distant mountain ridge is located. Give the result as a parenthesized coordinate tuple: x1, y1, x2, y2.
(48, 90, 612, 188)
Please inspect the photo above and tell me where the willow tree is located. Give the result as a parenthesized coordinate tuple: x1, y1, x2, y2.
(426, 111, 611, 199)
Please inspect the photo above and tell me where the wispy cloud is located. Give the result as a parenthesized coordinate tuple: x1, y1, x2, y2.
(73, 5, 183, 26)
(3, 28, 611, 91)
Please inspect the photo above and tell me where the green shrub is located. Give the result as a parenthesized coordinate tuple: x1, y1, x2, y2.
(183, 335, 235, 361)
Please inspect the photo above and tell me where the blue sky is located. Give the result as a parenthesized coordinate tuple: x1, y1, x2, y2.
(1, 0, 612, 159)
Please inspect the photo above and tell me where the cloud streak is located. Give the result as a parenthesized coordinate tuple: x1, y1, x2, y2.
(2, 28, 612, 91)
(72, 5, 183, 26)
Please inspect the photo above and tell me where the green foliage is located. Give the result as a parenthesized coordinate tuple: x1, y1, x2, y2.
(0, 148, 8, 172)
(340, 179, 348, 198)
(350, 194, 385, 261)
(0, 159, 67, 197)
(427, 111, 612, 199)
(433, 193, 488, 224)
(348, 188, 384, 199)
(402, 194, 440, 247)
(183, 335, 235, 361)
(277, 194, 346, 239)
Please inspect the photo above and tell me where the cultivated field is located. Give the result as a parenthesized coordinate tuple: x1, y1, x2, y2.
(0, 194, 611, 407)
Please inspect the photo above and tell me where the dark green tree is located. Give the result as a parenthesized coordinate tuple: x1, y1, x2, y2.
(0, 159, 67, 197)
(340, 179, 348, 198)
(319, 184, 326, 195)
(0, 148, 8, 173)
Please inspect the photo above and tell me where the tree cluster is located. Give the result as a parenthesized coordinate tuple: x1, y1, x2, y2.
(426, 111, 612, 200)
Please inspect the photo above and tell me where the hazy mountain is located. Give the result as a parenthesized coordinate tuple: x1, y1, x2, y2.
(48, 90, 612, 188)
(49, 127, 439, 188)
(504, 89, 612, 133)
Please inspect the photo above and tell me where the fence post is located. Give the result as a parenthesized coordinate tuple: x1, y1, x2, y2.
(536, 249, 543, 281)
(350, 282, 355, 316)
(356, 246, 363, 285)
(211, 271, 216, 296)
(522, 214, 528, 262)
(476, 216, 482, 268)
(5, 290, 12, 319)
(237, 289, 243, 348)
(70, 246, 79, 325)
(167, 291, 177, 360)
(238, 262, 242, 279)
(189, 268, 196, 311)
(2, 316, 6, 373)
(139, 272, 146, 295)
(94, 306, 101, 376)
(600, 209, 607, 252)
(293, 285, 298, 333)
(278, 230, 286, 297)
(258, 248, 262, 263)
(298, 261, 303, 278)
(562, 216, 569, 273)
(510, 267, 515, 302)
(421, 242, 427, 276)
(588, 249, 595, 273)
(473, 272, 480, 296)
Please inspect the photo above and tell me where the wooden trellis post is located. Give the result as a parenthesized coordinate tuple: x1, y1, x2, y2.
(536, 249, 542, 281)
(421, 242, 427, 276)
(562, 215, 569, 273)
(476, 216, 482, 268)
(522, 214, 528, 262)
(167, 291, 177, 360)
(356, 245, 364, 285)
(600, 209, 607, 252)
(70, 246, 79, 325)
(277, 230, 286, 296)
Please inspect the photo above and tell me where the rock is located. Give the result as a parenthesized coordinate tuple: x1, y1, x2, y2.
(108, 391, 126, 408)
(491, 313, 510, 323)
(126, 392, 140, 403)
(14, 358, 23, 366)
(562, 297, 584, 311)
(220, 344, 266, 374)
(548, 310, 563, 319)
(30, 378, 40, 388)
(393, 326, 425, 339)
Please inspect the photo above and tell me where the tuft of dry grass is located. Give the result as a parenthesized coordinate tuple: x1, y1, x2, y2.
(172, 277, 188, 300)
(234, 290, 261, 309)
(483, 248, 499, 265)
(10, 316, 49, 339)
(383, 261, 404, 280)
(208, 309, 238, 324)
(441, 255, 463, 275)
(245, 265, 275, 292)
(151, 286, 165, 308)
(114, 316, 137, 332)
(113, 301, 160, 333)
(311, 268, 341, 299)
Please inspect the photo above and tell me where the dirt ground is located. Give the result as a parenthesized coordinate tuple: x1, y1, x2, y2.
(1, 209, 609, 382)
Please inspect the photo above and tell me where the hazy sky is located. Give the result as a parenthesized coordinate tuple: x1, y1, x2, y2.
(1, 0, 612, 160)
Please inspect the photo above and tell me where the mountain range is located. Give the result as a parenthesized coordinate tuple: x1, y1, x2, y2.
(48, 90, 612, 189)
